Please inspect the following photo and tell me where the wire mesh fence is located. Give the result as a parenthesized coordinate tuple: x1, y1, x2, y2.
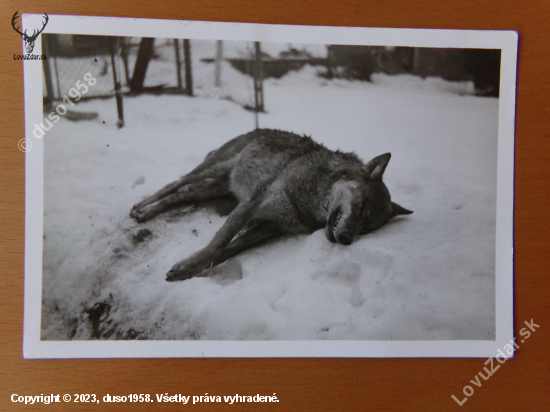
(41, 35, 500, 129)
(43, 35, 261, 109)
(190, 39, 259, 108)
(43, 34, 117, 100)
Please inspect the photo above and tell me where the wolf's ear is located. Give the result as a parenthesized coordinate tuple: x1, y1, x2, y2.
(391, 201, 413, 217)
(364, 153, 391, 180)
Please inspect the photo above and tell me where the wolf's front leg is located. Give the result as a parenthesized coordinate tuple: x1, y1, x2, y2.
(166, 248, 222, 281)
(165, 199, 258, 281)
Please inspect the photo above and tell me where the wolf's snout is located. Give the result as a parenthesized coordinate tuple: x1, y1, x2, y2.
(337, 233, 353, 246)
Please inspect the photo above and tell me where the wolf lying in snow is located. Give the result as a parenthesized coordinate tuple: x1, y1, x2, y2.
(131, 129, 412, 281)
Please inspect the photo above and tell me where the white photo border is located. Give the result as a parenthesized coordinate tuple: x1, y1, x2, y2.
(22, 14, 517, 358)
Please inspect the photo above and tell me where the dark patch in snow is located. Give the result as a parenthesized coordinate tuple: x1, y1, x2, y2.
(111, 247, 129, 260)
(85, 301, 113, 339)
(131, 229, 153, 246)
(84, 299, 148, 340)
(120, 328, 147, 340)
(68, 317, 78, 339)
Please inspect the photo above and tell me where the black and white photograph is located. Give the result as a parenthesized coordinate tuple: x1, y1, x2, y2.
(22, 16, 517, 357)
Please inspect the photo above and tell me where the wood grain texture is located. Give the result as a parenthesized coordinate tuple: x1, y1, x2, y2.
(0, 0, 548, 410)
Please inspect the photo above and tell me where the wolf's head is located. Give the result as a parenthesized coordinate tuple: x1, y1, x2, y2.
(325, 153, 412, 245)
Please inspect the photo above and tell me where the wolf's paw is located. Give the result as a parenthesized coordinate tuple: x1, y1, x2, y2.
(130, 205, 155, 223)
(130, 202, 143, 218)
(165, 258, 211, 281)
(166, 265, 202, 282)
(131, 200, 145, 211)
(130, 207, 140, 220)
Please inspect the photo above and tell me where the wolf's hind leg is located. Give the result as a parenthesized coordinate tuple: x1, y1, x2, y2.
(132, 178, 231, 223)
(131, 160, 233, 215)
(165, 199, 261, 281)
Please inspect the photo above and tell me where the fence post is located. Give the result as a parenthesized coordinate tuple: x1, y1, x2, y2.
(254, 42, 264, 112)
(120, 38, 131, 85)
(110, 37, 124, 129)
(41, 35, 55, 109)
(53, 57, 61, 100)
(215, 40, 223, 87)
(174, 39, 183, 90)
(253, 41, 264, 129)
(326, 45, 334, 79)
(183, 39, 193, 96)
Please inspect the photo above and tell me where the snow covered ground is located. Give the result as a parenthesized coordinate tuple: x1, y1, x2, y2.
(40, 67, 498, 341)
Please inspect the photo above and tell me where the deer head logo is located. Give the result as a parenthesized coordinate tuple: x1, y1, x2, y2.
(12, 11, 49, 54)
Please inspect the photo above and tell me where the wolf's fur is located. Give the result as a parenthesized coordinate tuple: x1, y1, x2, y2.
(131, 129, 412, 281)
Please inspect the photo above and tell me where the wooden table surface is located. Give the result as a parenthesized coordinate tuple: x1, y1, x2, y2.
(1, 1, 548, 410)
